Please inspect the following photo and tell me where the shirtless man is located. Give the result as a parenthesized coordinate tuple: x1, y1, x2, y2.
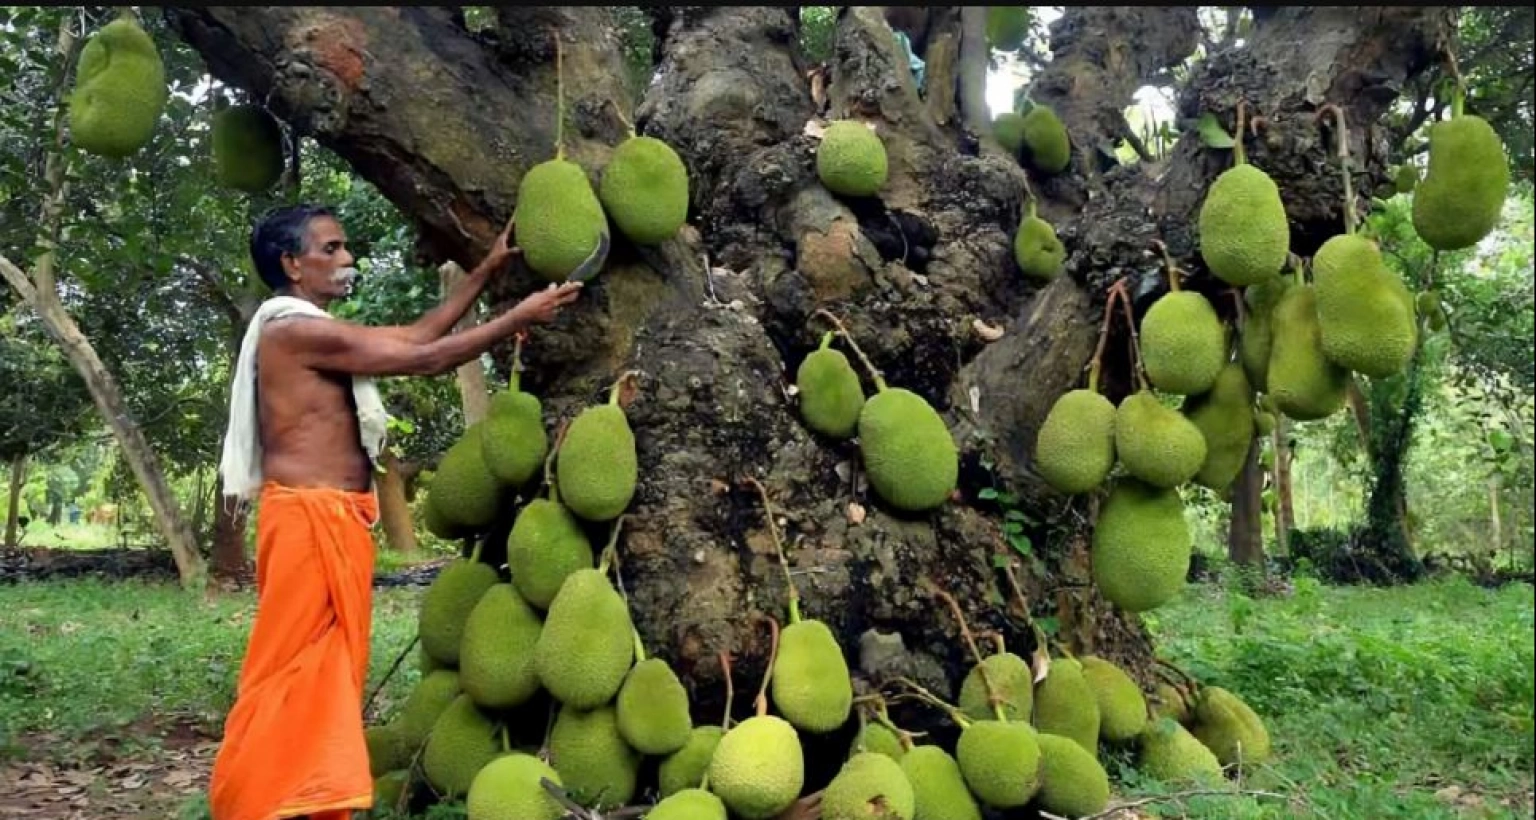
(210, 203, 580, 820)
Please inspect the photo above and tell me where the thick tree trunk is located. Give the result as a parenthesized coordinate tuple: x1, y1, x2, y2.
(4, 454, 24, 548)
(209, 478, 249, 581)
(377, 452, 418, 555)
(1359, 344, 1428, 582)
(1228, 437, 1266, 569)
(1274, 418, 1294, 556)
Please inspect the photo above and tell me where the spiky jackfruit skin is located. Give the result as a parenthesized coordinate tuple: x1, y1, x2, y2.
(465, 753, 566, 820)
(374, 770, 410, 814)
(1113, 391, 1207, 489)
(1092, 478, 1191, 612)
(1035, 733, 1111, 818)
(1182, 363, 1256, 492)
(993, 112, 1028, 155)
(1137, 717, 1224, 785)
(211, 105, 284, 192)
(955, 720, 1041, 808)
(1412, 115, 1510, 251)
(817, 120, 889, 197)
(986, 7, 1030, 51)
(1394, 164, 1419, 194)
(599, 135, 689, 245)
(647, 788, 729, 820)
(1191, 687, 1271, 769)
(858, 388, 958, 512)
(366, 724, 409, 777)
(556, 404, 637, 522)
(1078, 657, 1148, 743)
(708, 715, 804, 820)
(423, 694, 502, 798)
(1240, 277, 1291, 392)
(481, 389, 547, 487)
(900, 745, 982, 820)
(657, 725, 724, 797)
(1198, 163, 1290, 286)
(772, 619, 854, 733)
(68, 18, 167, 158)
(534, 568, 635, 709)
(548, 705, 641, 809)
(856, 721, 906, 760)
(1013, 215, 1065, 281)
(1254, 409, 1276, 435)
(797, 347, 866, 439)
(1149, 683, 1191, 724)
(505, 498, 593, 610)
(427, 425, 503, 533)
(822, 752, 916, 820)
(1141, 291, 1227, 396)
(459, 583, 543, 710)
(958, 652, 1034, 722)
(1267, 284, 1350, 421)
(418, 559, 499, 666)
(616, 657, 693, 755)
(1034, 389, 1116, 495)
(1020, 106, 1070, 174)
(515, 158, 610, 282)
(1033, 659, 1101, 758)
(393, 669, 461, 750)
(1313, 234, 1417, 378)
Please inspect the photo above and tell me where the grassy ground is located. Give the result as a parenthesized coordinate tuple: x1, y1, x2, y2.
(0, 572, 1530, 818)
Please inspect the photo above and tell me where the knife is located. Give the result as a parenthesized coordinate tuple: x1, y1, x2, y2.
(564, 231, 611, 284)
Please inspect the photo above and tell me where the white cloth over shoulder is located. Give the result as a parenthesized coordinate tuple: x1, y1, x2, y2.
(218, 295, 389, 502)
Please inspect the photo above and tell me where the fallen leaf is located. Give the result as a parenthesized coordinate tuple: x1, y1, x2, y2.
(846, 502, 867, 525)
(972, 318, 1005, 341)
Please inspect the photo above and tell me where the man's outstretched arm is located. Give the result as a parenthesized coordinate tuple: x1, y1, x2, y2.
(387, 225, 519, 344)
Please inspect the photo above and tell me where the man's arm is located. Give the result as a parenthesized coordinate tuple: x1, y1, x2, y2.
(384, 227, 517, 344)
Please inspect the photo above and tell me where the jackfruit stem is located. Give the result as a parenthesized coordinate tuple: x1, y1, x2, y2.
(1315, 104, 1356, 235)
(500, 724, 511, 753)
(468, 541, 484, 563)
(1152, 240, 1181, 292)
(1233, 100, 1248, 167)
(867, 700, 918, 752)
(608, 370, 642, 407)
(509, 332, 526, 393)
(543, 418, 571, 502)
(719, 649, 735, 731)
(1026, 198, 1038, 221)
(1116, 282, 1149, 391)
(744, 476, 801, 623)
(597, 514, 627, 576)
(631, 627, 648, 663)
(811, 309, 884, 391)
(1154, 657, 1200, 691)
(551, 27, 565, 161)
(891, 676, 971, 729)
(1444, 47, 1465, 118)
(817, 330, 835, 351)
(1088, 279, 1127, 394)
(605, 97, 638, 139)
(754, 614, 782, 718)
(924, 578, 1008, 722)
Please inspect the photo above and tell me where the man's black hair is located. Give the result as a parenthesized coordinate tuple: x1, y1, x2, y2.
(249, 203, 335, 291)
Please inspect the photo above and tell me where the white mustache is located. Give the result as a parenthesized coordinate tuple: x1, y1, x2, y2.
(332, 266, 359, 287)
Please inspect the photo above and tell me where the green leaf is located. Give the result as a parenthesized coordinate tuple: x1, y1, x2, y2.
(1035, 616, 1060, 636)
(978, 487, 999, 501)
(1008, 532, 1032, 557)
(1196, 112, 1235, 149)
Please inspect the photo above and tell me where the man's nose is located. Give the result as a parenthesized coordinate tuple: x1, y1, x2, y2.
(339, 250, 356, 267)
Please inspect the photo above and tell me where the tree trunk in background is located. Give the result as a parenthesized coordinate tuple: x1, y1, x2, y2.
(1274, 419, 1294, 556)
(209, 479, 249, 581)
(377, 451, 418, 555)
(4, 455, 25, 548)
(1228, 437, 1265, 570)
(440, 261, 492, 425)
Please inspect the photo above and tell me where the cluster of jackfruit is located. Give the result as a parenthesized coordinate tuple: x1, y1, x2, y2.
(994, 102, 1071, 175)
(67, 16, 168, 159)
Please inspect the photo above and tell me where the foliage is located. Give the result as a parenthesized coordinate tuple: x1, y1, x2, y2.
(0, 319, 92, 462)
(798, 7, 838, 65)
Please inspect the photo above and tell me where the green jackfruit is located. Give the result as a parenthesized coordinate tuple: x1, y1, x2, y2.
(1033, 658, 1101, 758)
(1191, 686, 1271, 770)
(1267, 284, 1350, 421)
(418, 643, 445, 675)
(1182, 363, 1256, 492)
(986, 7, 1030, 51)
(797, 335, 866, 439)
(1141, 291, 1227, 396)
(1313, 234, 1417, 378)
(708, 715, 804, 820)
(68, 18, 167, 158)
(1417, 290, 1441, 315)
(1394, 164, 1419, 194)
(534, 568, 635, 709)
(1036, 733, 1110, 818)
(822, 752, 916, 820)
(211, 105, 284, 193)
(1412, 114, 1509, 251)
(1020, 106, 1070, 174)
(1240, 276, 1291, 392)
(1425, 298, 1447, 332)
(418, 558, 500, 666)
(548, 705, 641, 809)
(657, 725, 723, 797)
(1013, 213, 1065, 281)
(1255, 409, 1276, 436)
(955, 720, 1041, 809)
(556, 394, 637, 522)
(1092, 478, 1192, 612)
(957, 652, 1034, 723)
(422, 694, 502, 798)
(459, 583, 543, 710)
(647, 788, 729, 820)
(515, 158, 610, 282)
(1078, 656, 1148, 743)
(1113, 391, 1207, 489)
(993, 112, 1028, 156)
(374, 770, 410, 814)
(858, 387, 958, 512)
(616, 655, 693, 755)
(900, 745, 982, 820)
(465, 753, 566, 820)
(393, 669, 462, 751)
(505, 497, 593, 610)
(481, 387, 548, 488)
(855, 721, 906, 761)
(1149, 683, 1191, 724)
(772, 618, 854, 734)
(426, 425, 503, 533)
(1198, 163, 1289, 286)
(1034, 389, 1116, 495)
(599, 135, 689, 245)
(1137, 717, 1224, 785)
(817, 120, 889, 197)
(366, 724, 409, 777)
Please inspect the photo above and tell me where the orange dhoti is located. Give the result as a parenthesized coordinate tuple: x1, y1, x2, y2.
(210, 482, 380, 820)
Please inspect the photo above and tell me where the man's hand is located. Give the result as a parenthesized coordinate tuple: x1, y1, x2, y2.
(509, 281, 584, 327)
(483, 221, 520, 273)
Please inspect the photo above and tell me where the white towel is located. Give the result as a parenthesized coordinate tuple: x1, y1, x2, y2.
(218, 295, 389, 502)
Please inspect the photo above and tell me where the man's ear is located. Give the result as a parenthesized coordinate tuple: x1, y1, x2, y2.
(282, 253, 302, 282)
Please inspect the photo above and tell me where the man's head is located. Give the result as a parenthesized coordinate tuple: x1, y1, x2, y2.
(249, 204, 357, 303)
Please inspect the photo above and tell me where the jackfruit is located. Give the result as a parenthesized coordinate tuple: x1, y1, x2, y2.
(1034, 389, 1116, 495)
(855, 720, 906, 760)
(481, 386, 548, 488)
(821, 752, 916, 820)
(423, 497, 469, 541)
(422, 694, 502, 798)
(646, 788, 729, 820)
(515, 158, 610, 282)
(993, 112, 1028, 156)
(418, 643, 445, 675)
(1035, 733, 1111, 818)
(1191, 686, 1271, 770)
(426, 425, 503, 533)
(1013, 211, 1065, 281)
(506, 497, 594, 610)
(459, 583, 543, 710)
(548, 705, 641, 808)
(1240, 275, 1290, 392)
(68, 18, 167, 158)
(1394, 164, 1419, 194)
(817, 120, 889, 197)
(1182, 363, 1256, 492)
(599, 135, 689, 245)
(1033, 658, 1101, 758)
(393, 669, 462, 752)
(534, 568, 635, 709)
(1092, 478, 1192, 612)
(1020, 106, 1070, 174)
(1421, 291, 1448, 332)
(986, 7, 1030, 51)
(708, 714, 804, 820)
(1149, 683, 1191, 724)
(1137, 716, 1223, 784)
(657, 725, 724, 797)
(772, 618, 854, 734)
(465, 752, 566, 820)
(1113, 390, 1207, 489)
(374, 770, 410, 814)
(211, 105, 284, 193)
(900, 745, 982, 820)
(1412, 114, 1509, 251)
(955, 719, 1041, 808)
(858, 387, 958, 512)
(1254, 409, 1275, 436)
(418, 557, 500, 666)
(366, 724, 409, 777)
(797, 334, 866, 439)
(1141, 291, 1227, 396)
(556, 392, 637, 522)
(1267, 284, 1350, 421)
(1313, 234, 1417, 378)
(1078, 656, 1147, 743)
(957, 652, 1034, 722)
(616, 653, 693, 755)
(1198, 163, 1289, 286)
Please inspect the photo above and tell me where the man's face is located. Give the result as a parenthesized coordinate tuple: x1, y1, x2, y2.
(283, 215, 356, 299)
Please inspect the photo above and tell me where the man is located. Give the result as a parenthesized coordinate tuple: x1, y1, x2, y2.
(210, 203, 582, 820)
